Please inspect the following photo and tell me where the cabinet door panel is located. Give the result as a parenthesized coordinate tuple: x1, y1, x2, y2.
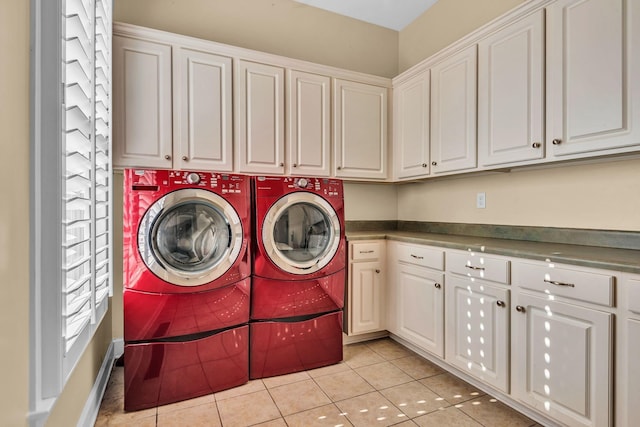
(350, 261, 383, 334)
(397, 265, 444, 357)
(394, 71, 430, 179)
(174, 48, 232, 171)
(237, 61, 285, 174)
(548, 0, 640, 156)
(113, 36, 172, 168)
(288, 70, 331, 176)
(627, 319, 640, 425)
(334, 79, 388, 179)
(430, 45, 477, 174)
(512, 292, 612, 427)
(479, 11, 544, 166)
(445, 275, 509, 392)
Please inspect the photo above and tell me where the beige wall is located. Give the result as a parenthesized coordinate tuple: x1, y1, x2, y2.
(398, 0, 523, 72)
(344, 183, 398, 220)
(398, 158, 640, 231)
(114, 0, 399, 78)
(0, 1, 30, 425)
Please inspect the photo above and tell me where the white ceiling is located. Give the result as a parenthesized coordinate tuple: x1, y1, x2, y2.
(294, 0, 438, 31)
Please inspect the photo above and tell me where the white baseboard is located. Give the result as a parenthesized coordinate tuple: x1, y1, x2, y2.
(76, 340, 118, 427)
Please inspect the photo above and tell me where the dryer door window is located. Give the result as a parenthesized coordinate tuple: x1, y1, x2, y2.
(262, 192, 340, 275)
(139, 188, 243, 286)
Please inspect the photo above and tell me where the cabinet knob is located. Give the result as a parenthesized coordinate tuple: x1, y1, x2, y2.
(552, 138, 562, 145)
(532, 142, 541, 148)
(337, 166, 342, 170)
(375, 269, 381, 274)
(431, 161, 437, 166)
(496, 300, 505, 307)
(164, 155, 171, 160)
(516, 305, 526, 313)
(279, 162, 284, 167)
(422, 163, 428, 168)
(434, 283, 441, 289)
(182, 156, 188, 161)
(292, 163, 297, 168)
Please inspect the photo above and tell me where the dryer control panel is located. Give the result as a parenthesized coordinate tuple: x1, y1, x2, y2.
(129, 169, 248, 195)
(255, 176, 343, 199)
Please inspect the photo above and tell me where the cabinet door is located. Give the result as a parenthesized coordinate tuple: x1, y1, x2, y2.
(237, 60, 285, 174)
(174, 48, 233, 171)
(288, 70, 331, 177)
(394, 71, 430, 179)
(445, 275, 510, 392)
(396, 264, 444, 357)
(334, 79, 388, 180)
(512, 292, 612, 427)
(478, 11, 545, 167)
(627, 318, 640, 426)
(547, 0, 640, 157)
(430, 45, 477, 174)
(113, 36, 172, 168)
(349, 261, 384, 335)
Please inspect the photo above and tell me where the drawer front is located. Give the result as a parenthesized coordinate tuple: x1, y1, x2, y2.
(396, 244, 444, 270)
(351, 241, 382, 261)
(628, 279, 640, 315)
(446, 250, 510, 284)
(512, 261, 614, 307)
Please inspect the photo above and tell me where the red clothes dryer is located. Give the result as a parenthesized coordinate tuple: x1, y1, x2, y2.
(123, 170, 251, 411)
(250, 176, 346, 379)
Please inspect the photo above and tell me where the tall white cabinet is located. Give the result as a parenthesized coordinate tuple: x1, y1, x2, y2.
(430, 45, 478, 174)
(478, 10, 545, 167)
(334, 79, 388, 180)
(547, 0, 640, 158)
(236, 60, 285, 175)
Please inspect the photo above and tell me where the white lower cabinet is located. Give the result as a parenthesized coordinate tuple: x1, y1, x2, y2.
(347, 241, 385, 335)
(445, 275, 510, 392)
(623, 278, 640, 427)
(511, 261, 614, 427)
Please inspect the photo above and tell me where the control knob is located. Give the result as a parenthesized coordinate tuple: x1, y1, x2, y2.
(297, 178, 309, 188)
(186, 173, 201, 184)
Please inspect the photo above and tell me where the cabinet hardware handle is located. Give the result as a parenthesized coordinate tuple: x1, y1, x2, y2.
(434, 283, 441, 289)
(465, 265, 485, 271)
(532, 142, 541, 148)
(359, 250, 374, 254)
(516, 305, 526, 313)
(182, 156, 188, 161)
(422, 163, 428, 167)
(431, 161, 437, 166)
(279, 162, 284, 167)
(552, 138, 562, 145)
(293, 163, 297, 167)
(337, 166, 342, 170)
(164, 155, 171, 160)
(410, 254, 424, 259)
(496, 300, 505, 307)
(544, 279, 575, 288)
(375, 269, 381, 273)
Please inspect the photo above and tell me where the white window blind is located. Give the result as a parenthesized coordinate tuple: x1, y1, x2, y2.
(62, 0, 112, 354)
(30, 0, 113, 422)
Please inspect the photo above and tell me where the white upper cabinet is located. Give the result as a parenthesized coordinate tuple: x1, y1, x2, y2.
(173, 48, 233, 171)
(430, 45, 478, 174)
(113, 36, 173, 168)
(478, 11, 545, 167)
(236, 60, 286, 175)
(287, 70, 331, 177)
(547, 0, 640, 157)
(113, 35, 233, 171)
(334, 79, 388, 180)
(393, 70, 431, 180)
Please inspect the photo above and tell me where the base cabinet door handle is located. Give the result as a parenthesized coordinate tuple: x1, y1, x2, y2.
(516, 305, 526, 313)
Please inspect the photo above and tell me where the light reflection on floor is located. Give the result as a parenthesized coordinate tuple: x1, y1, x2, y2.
(95, 337, 541, 426)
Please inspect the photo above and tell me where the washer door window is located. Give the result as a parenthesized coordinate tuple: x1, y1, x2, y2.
(139, 189, 243, 286)
(262, 192, 340, 275)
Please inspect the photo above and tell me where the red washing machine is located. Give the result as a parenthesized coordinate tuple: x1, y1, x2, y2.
(123, 170, 251, 411)
(250, 176, 345, 379)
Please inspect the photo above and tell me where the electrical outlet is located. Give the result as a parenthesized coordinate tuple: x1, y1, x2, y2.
(477, 192, 486, 209)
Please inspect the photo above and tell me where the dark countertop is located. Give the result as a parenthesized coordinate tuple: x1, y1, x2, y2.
(347, 230, 640, 274)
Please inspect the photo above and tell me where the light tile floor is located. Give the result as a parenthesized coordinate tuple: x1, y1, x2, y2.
(95, 338, 541, 427)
